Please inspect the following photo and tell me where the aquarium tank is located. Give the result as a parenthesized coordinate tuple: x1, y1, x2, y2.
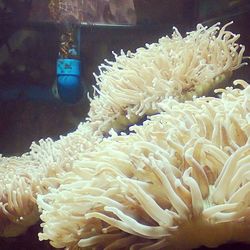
(0, 0, 250, 250)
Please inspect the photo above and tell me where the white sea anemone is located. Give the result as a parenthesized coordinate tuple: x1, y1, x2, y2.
(0, 122, 102, 236)
(38, 80, 250, 249)
(0, 22, 248, 244)
(88, 22, 246, 132)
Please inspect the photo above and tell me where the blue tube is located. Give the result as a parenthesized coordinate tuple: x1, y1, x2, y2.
(56, 58, 82, 104)
(0, 83, 56, 102)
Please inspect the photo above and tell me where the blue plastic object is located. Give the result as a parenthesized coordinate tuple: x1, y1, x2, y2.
(57, 58, 82, 103)
(0, 83, 55, 102)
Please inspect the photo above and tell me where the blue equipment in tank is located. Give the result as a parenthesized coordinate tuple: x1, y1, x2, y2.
(56, 58, 82, 103)
(0, 26, 83, 104)
(56, 26, 83, 104)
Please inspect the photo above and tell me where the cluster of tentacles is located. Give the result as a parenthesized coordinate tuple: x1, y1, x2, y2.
(38, 80, 250, 249)
(0, 22, 249, 250)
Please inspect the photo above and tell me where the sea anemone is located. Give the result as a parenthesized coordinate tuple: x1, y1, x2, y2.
(88, 21, 246, 132)
(37, 80, 250, 249)
(0, 122, 102, 236)
(0, 22, 247, 242)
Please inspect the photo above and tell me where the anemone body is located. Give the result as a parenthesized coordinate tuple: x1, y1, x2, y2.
(38, 82, 250, 249)
(0, 22, 248, 245)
